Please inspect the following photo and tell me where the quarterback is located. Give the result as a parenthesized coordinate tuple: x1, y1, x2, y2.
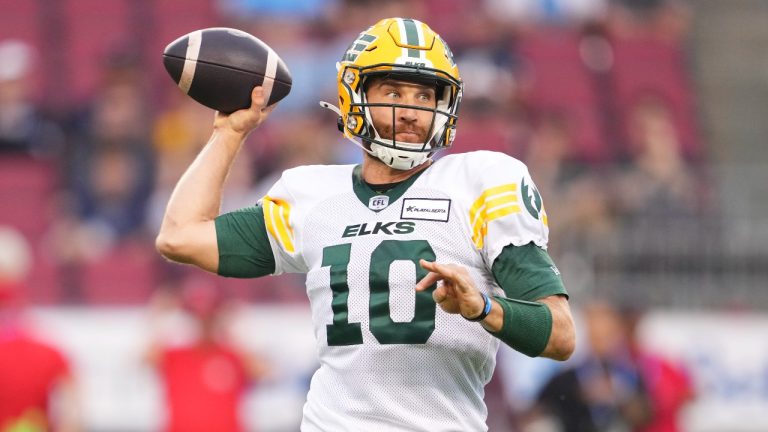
(157, 18, 575, 431)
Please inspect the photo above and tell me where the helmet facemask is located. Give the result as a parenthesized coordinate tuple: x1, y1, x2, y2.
(343, 67, 461, 170)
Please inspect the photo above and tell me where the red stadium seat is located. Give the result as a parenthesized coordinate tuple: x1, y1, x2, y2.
(62, 0, 133, 102)
(80, 240, 159, 305)
(608, 36, 700, 159)
(518, 28, 611, 163)
(0, 156, 62, 303)
(24, 247, 63, 305)
(0, 157, 57, 240)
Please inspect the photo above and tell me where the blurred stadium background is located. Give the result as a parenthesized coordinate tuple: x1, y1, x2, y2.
(1, 0, 767, 431)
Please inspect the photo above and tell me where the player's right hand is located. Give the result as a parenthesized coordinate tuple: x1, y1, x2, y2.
(213, 86, 276, 136)
(416, 260, 486, 320)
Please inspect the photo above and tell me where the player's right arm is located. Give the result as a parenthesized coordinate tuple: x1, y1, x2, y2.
(156, 87, 274, 272)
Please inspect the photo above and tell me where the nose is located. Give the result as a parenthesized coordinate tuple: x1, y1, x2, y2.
(396, 104, 419, 124)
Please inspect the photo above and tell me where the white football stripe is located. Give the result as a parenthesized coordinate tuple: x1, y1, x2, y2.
(261, 47, 278, 104)
(179, 30, 202, 94)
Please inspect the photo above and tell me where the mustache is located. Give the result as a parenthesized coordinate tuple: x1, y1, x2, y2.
(377, 123, 430, 141)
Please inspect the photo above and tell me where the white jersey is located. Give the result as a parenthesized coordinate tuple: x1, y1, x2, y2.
(259, 151, 549, 431)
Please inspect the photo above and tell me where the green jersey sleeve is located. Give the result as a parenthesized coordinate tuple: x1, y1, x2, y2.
(215, 205, 275, 278)
(491, 242, 568, 301)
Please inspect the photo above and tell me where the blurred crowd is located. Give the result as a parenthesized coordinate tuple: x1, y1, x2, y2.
(0, 0, 716, 430)
(0, 0, 714, 308)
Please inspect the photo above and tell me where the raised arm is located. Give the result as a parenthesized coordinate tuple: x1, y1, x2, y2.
(155, 87, 275, 272)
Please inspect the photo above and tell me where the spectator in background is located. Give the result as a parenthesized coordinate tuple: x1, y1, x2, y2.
(622, 308, 694, 432)
(526, 301, 651, 432)
(450, 20, 529, 156)
(0, 40, 64, 157)
(0, 226, 82, 432)
(145, 277, 269, 432)
(55, 51, 155, 263)
(618, 93, 700, 209)
(524, 112, 616, 257)
(611, 92, 705, 249)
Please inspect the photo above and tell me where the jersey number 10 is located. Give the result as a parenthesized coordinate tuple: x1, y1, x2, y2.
(321, 240, 437, 346)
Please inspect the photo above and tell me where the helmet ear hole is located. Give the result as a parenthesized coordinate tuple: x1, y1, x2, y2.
(336, 117, 344, 132)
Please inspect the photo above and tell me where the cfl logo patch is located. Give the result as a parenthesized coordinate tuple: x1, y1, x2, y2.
(368, 195, 389, 210)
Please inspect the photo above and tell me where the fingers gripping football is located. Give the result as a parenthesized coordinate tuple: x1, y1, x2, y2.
(214, 87, 275, 135)
(416, 260, 486, 319)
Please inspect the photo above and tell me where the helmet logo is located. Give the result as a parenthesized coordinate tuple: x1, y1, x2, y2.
(342, 32, 377, 63)
(343, 70, 356, 84)
(437, 35, 457, 68)
(368, 195, 389, 210)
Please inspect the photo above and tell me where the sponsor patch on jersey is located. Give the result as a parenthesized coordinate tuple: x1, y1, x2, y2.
(400, 198, 451, 222)
(368, 195, 389, 210)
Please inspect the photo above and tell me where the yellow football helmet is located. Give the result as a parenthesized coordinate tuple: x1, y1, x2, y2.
(323, 17, 463, 170)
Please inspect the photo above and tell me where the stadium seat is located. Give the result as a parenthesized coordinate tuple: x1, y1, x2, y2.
(608, 35, 701, 159)
(79, 240, 159, 305)
(0, 156, 61, 303)
(0, 157, 57, 240)
(518, 28, 611, 163)
(62, 0, 133, 102)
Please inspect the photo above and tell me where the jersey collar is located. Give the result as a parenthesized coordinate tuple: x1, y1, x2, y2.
(351, 164, 427, 212)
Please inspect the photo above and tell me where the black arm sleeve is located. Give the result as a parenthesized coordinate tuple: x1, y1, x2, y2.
(491, 242, 568, 301)
(215, 205, 275, 278)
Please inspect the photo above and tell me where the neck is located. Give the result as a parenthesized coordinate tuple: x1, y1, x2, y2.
(361, 153, 431, 184)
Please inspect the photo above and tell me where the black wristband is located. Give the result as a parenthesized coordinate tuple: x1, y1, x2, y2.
(465, 293, 492, 322)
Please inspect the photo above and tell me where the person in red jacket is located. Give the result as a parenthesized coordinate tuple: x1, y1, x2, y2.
(0, 226, 82, 432)
(623, 308, 695, 432)
(145, 276, 269, 432)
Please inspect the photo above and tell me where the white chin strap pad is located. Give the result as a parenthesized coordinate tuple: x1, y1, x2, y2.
(370, 142, 430, 170)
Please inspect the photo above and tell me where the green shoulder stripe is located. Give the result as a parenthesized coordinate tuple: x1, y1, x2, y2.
(215, 205, 275, 278)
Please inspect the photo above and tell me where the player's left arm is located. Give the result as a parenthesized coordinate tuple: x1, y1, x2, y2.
(417, 153, 575, 359)
(417, 254, 575, 361)
(529, 294, 574, 360)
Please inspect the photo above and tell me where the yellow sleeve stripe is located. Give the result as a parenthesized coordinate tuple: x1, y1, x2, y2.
(469, 184, 521, 249)
(263, 196, 295, 253)
(469, 183, 518, 227)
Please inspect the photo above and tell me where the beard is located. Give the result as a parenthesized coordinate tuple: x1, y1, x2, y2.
(373, 121, 431, 144)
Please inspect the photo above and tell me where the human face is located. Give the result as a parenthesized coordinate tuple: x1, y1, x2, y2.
(365, 78, 437, 144)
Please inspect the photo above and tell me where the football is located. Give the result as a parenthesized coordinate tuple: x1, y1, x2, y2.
(162, 27, 292, 113)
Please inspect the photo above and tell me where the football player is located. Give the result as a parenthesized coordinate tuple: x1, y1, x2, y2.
(157, 17, 575, 431)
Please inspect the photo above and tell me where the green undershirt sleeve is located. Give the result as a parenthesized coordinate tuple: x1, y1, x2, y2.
(491, 242, 568, 301)
(488, 242, 568, 357)
(215, 205, 275, 278)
